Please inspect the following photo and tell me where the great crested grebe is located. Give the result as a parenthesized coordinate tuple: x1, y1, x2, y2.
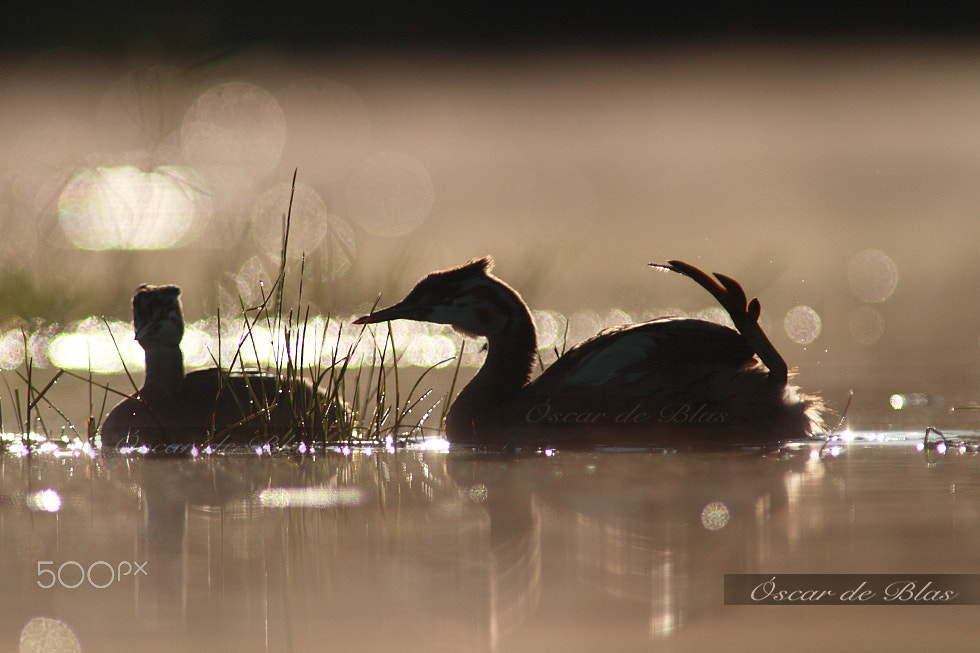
(101, 284, 334, 450)
(354, 257, 822, 445)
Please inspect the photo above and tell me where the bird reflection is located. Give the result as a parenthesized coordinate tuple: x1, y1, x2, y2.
(447, 446, 810, 642)
(0, 442, 869, 650)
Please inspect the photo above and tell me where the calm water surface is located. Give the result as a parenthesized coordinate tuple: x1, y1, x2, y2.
(2, 431, 979, 652)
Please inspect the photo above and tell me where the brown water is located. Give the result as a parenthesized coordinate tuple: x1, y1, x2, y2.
(3, 432, 979, 652)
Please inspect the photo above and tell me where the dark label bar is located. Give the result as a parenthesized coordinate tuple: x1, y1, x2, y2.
(724, 574, 980, 605)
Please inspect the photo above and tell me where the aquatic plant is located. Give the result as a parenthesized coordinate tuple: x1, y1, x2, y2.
(89, 171, 441, 452)
(0, 329, 79, 454)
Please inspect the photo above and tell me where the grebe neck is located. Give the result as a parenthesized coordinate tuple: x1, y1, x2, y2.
(473, 317, 537, 396)
(142, 346, 185, 394)
(446, 289, 537, 438)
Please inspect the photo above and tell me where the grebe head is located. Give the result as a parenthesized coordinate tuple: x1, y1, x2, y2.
(354, 256, 525, 338)
(133, 284, 184, 350)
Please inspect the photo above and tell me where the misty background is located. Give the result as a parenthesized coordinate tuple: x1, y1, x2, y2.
(0, 4, 978, 428)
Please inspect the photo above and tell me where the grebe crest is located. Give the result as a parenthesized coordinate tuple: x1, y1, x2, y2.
(383, 256, 529, 340)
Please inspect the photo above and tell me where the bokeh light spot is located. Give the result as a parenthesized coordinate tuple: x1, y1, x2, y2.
(642, 307, 687, 321)
(319, 215, 358, 280)
(602, 308, 633, 330)
(258, 486, 364, 508)
(696, 307, 734, 328)
(344, 152, 434, 236)
(58, 166, 208, 250)
(27, 489, 62, 513)
(251, 181, 329, 260)
(467, 483, 488, 503)
(783, 305, 822, 344)
(407, 333, 457, 368)
(250, 181, 357, 279)
(231, 255, 269, 306)
(19, 617, 81, 653)
(566, 310, 602, 347)
(181, 82, 286, 182)
(47, 322, 142, 373)
(533, 310, 566, 351)
(847, 248, 898, 303)
(849, 305, 885, 345)
(700, 501, 730, 531)
(180, 325, 212, 368)
(0, 330, 27, 370)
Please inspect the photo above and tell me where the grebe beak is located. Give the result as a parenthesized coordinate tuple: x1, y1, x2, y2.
(353, 300, 421, 325)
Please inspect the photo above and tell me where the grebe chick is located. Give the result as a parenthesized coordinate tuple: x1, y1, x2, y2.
(354, 257, 822, 445)
(101, 284, 336, 451)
